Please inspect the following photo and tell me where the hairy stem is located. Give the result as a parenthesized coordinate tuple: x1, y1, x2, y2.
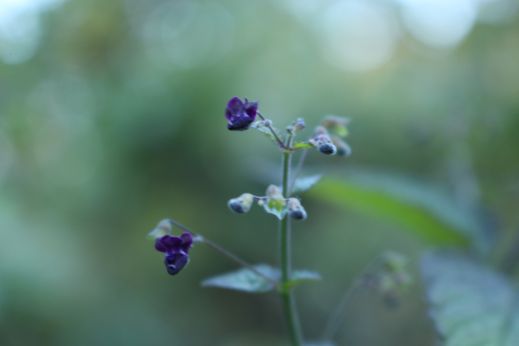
(280, 138, 303, 346)
(289, 149, 308, 193)
(164, 219, 277, 285)
(257, 111, 288, 150)
(201, 237, 278, 285)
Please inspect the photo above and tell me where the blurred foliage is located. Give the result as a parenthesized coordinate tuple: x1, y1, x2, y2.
(1, 0, 519, 345)
(422, 252, 519, 346)
(311, 176, 473, 247)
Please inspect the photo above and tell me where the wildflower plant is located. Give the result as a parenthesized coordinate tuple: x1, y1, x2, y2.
(148, 97, 410, 345)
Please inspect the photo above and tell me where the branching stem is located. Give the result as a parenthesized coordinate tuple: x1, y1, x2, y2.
(257, 111, 289, 150)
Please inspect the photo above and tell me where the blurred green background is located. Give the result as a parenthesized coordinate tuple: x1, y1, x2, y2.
(1, 0, 519, 345)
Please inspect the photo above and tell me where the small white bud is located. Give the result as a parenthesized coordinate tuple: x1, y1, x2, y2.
(287, 198, 307, 220)
(228, 193, 254, 214)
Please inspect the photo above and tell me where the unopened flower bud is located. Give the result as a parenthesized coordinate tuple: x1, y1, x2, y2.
(287, 198, 307, 220)
(309, 127, 337, 155)
(318, 142, 337, 155)
(293, 118, 305, 131)
(331, 136, 351, 156)
(260, 119, 272, 127)
(228, 193, 254, 214)
(287, 118, 306, 134)
(266, 184, 283, 198)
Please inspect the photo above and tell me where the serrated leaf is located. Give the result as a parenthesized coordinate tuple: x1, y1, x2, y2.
(293, 175, 322, 194)
(421, 252, 519, 346)
(309, 173, 476, 247)
(202, 264, 279, 293)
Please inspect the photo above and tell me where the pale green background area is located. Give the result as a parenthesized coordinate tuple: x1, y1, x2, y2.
(1, 0, 519, 345)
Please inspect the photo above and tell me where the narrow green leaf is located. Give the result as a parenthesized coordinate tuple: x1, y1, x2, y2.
(201, 264, 279, 293)
(421, 252, 519, 346)
(282, 270, 322, 291)
(293, 141, 313, 150)
(293, 175, 322, 194)
(309, 176, 473, 246)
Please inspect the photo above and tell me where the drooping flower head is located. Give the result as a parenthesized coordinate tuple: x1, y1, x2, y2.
(225, 96, 258, 131)
(154, 232, 193, 275)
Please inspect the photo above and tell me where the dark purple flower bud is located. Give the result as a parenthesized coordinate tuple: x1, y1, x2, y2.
(225, 97, 258, 131)
(164, 251, 189, 275)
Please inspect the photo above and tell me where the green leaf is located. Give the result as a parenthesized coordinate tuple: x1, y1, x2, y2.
(282, 270, 322, 291)
(201, 264, 278, 293)
(202, 266, 320, 294)
(293, 175, 322, 194)
(421, 252, 519, 346)
(293, 141, 313, 150)
(309, 174, 475, 246)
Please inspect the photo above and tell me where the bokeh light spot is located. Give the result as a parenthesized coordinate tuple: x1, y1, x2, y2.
(319, 1, 400, 72)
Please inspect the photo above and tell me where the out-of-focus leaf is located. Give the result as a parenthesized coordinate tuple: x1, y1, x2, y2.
(201, 264, 278, 293)
(282, 270, 322, 291)
(293, 141, 313, 150)
(202, 265, 321, 294)
(421, 252, 519, 346)
(309, 174, 476, 246)
(293, 175, 322, 194)
(305, 342, 335, 346)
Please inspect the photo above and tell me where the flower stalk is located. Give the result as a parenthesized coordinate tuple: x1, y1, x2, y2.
(279, 137, 303, 346)
(149, 96, 354, 345)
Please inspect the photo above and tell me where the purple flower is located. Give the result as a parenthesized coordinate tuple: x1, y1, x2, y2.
(225, 96, 258, 131)
(154, 232, 193, 275)
(164, 252, 189, 275)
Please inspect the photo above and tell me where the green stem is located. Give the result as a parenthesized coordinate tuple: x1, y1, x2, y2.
(280, 144, 303, 346)
(321, 255, 382, 342)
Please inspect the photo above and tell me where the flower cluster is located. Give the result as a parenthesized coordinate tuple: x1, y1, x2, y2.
(227, 185, 308, 221)
(151, 97, 349, 275)
(154, 232, 193, 275)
